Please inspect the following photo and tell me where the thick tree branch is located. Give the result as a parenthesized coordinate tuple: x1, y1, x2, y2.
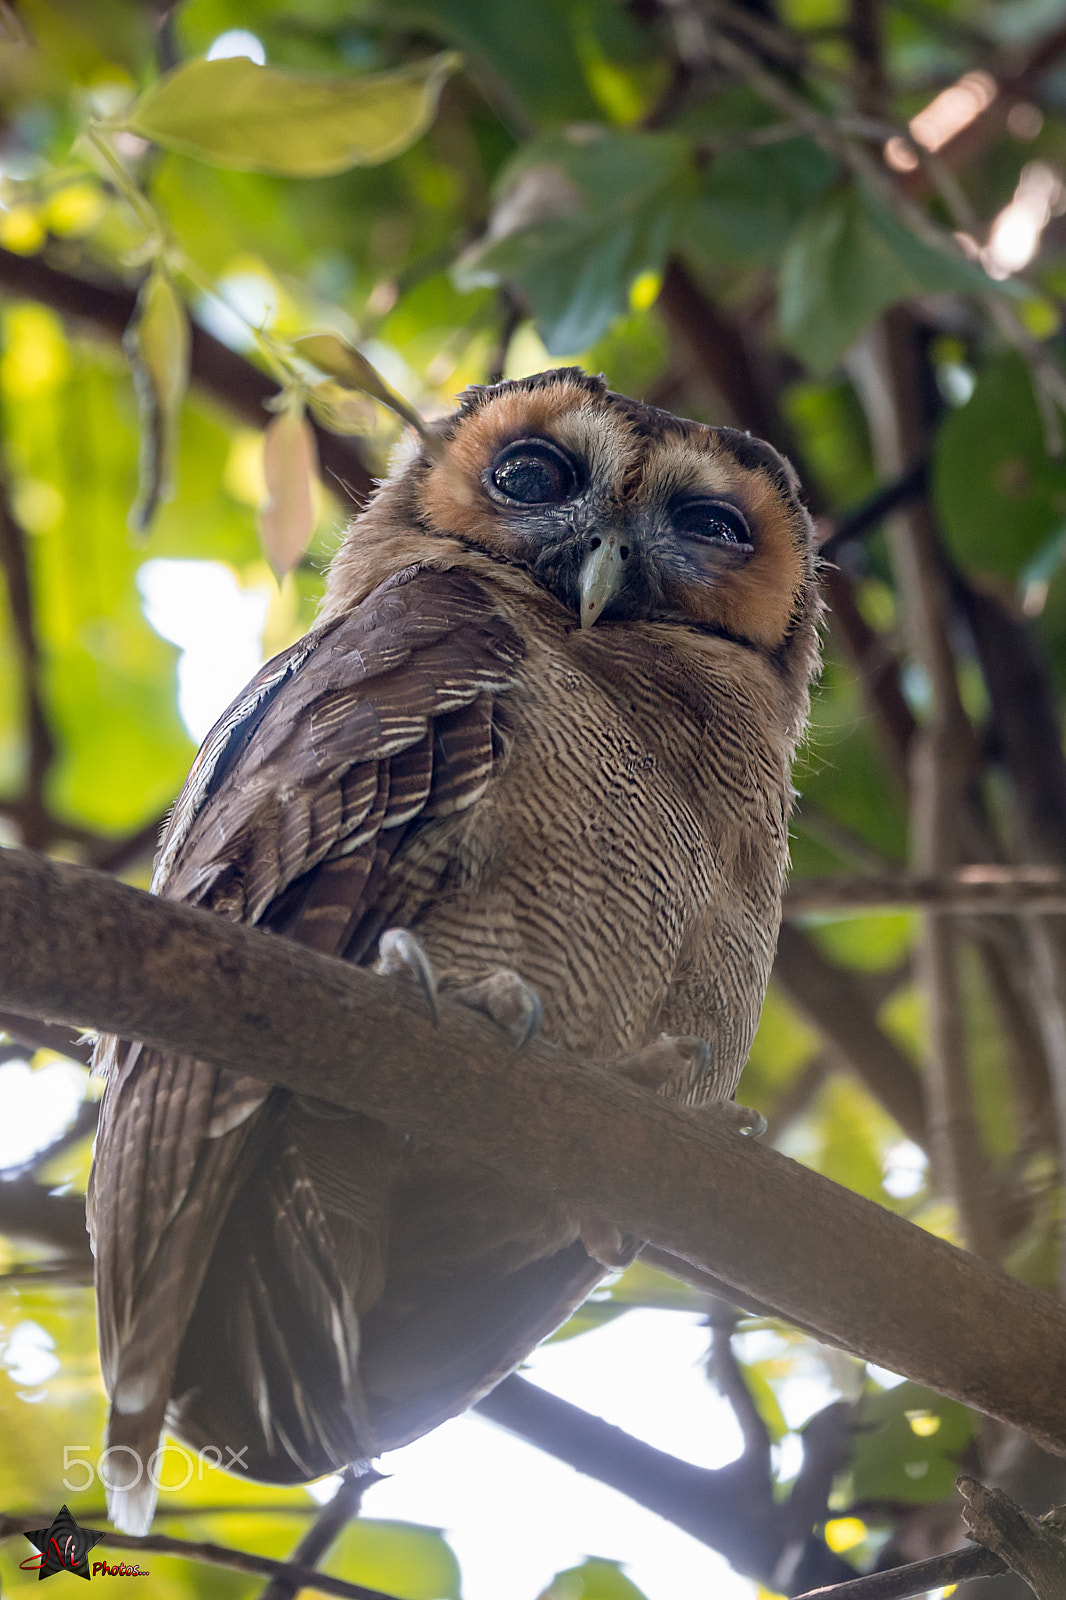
(0, 1177, 90, 1256)
(477, 1371, 854, 1591)
(0, 248, 374, 509)
(0, 446, 55, 848)
(3, 848, 1066, 1454)
(0, 1008, 93, 1063)
(659, 259, 786, 448)
(656, 260, 916, 777)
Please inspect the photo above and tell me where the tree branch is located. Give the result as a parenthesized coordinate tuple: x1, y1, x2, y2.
(773, 925, 926, 1146)
(0, 1177, 90, 1256)
(0, 1515, 399, 1600)
(258, 1470, 377, 1600)
(475, 1375, 775, 1577)
(3, 847, 1066, 1453)
(792, 1487, 1066, 1600)
(784, 869, 1066, 915)
(0, 443, 55, 848)
(0, 1008, 93, 1063)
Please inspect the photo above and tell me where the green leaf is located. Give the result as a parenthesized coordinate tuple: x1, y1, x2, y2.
(455, 129, 694, 353)
(779, 184, 997, 373)
(403, 0, 631, 124)
(688, 137, 834, 266)
(123, 265, 190, 531)
(118, 52, 460, 176)
(294, 333, 433, 443)
(324, 1519, 460, 1600)
(738, 1360, 789, 1443)
(850, 1381, 975, 1506)
(539, 1556, 650, 1600)
(934, 352, 1066, 579)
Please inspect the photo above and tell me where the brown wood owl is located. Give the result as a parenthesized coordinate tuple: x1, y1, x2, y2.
(88, 367, 820, 1533)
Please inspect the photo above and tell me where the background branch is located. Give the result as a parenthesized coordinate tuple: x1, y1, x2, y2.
(0, 1515, 399, 1600)
(0, 248, 373, 509)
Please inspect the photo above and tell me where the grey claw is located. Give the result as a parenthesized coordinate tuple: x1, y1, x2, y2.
(375, 928, 439, 1024)
(708, 1100, 766, 1138)
(452, 970, 542, 1051)
(512, 988, 542, 1052)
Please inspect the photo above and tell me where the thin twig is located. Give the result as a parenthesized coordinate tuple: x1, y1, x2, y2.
(785, 868, 1066, 914)
(486, 287, 523, 385)
(258, 1470, 378, 1600)
(819, 460, 929, 556)
(89, 812, 169, 875)
(793, 1489, 1066, 1600)
(0, 1517, 399, 1600)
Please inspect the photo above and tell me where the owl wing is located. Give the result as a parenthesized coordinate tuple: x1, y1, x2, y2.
(88, 564, 525, 1528)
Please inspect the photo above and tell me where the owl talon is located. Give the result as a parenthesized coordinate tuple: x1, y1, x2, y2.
(575, 1208, 637, 1269)
(451, 970, 543, 1051)
(612, 1033, 711, 1095)
(701, 1100, 766, 1138)
(375, 928, 439, 1024)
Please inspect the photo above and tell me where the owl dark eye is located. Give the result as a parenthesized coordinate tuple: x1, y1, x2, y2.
(489, 439, 579, 506)
(673, 500, 753, 549)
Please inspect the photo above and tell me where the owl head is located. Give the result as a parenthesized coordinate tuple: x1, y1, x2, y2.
(331, 368, 820, 693)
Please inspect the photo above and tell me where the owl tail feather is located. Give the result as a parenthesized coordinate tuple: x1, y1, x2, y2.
(102, 1388, 169, 1536)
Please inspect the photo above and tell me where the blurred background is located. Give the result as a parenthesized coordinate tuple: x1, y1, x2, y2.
(3, 0, 1066, 1596)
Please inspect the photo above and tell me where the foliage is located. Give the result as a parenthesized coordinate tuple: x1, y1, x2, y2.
(3, 0, 1066, 1596)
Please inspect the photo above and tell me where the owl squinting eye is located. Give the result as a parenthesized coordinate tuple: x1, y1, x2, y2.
(488, 439, 580, 506)
(673, 501, 753, 550)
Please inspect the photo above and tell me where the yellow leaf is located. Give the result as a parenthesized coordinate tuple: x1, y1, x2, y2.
(118, 52, 460, 176)
(123, 265, 190, 530)
(906, 1409, 942, 1438)
(0, 204, 44, 253)
(259, 405, 318, 579)
(824, 1517, 868, 1552)
(628, 269, 661, 311)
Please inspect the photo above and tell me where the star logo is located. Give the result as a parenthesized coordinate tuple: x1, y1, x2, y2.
(21, 1506, 105, 1581)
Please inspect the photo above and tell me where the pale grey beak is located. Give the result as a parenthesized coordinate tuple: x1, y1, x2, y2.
(578, 536, 627, 629)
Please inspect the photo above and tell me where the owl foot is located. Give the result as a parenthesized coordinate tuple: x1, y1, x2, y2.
(701, 1100, 767, 1138)
(451, 970, 543, 1051)
(611, 1033, 711, 1095)
(575, 1208, 637, 1270)
(375, 927, 439, 1024)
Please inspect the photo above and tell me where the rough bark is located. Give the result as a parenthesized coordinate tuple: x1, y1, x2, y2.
(3, 846, 1066, 1453)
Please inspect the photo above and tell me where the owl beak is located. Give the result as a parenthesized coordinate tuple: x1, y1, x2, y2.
(578, 535, 627, 629)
